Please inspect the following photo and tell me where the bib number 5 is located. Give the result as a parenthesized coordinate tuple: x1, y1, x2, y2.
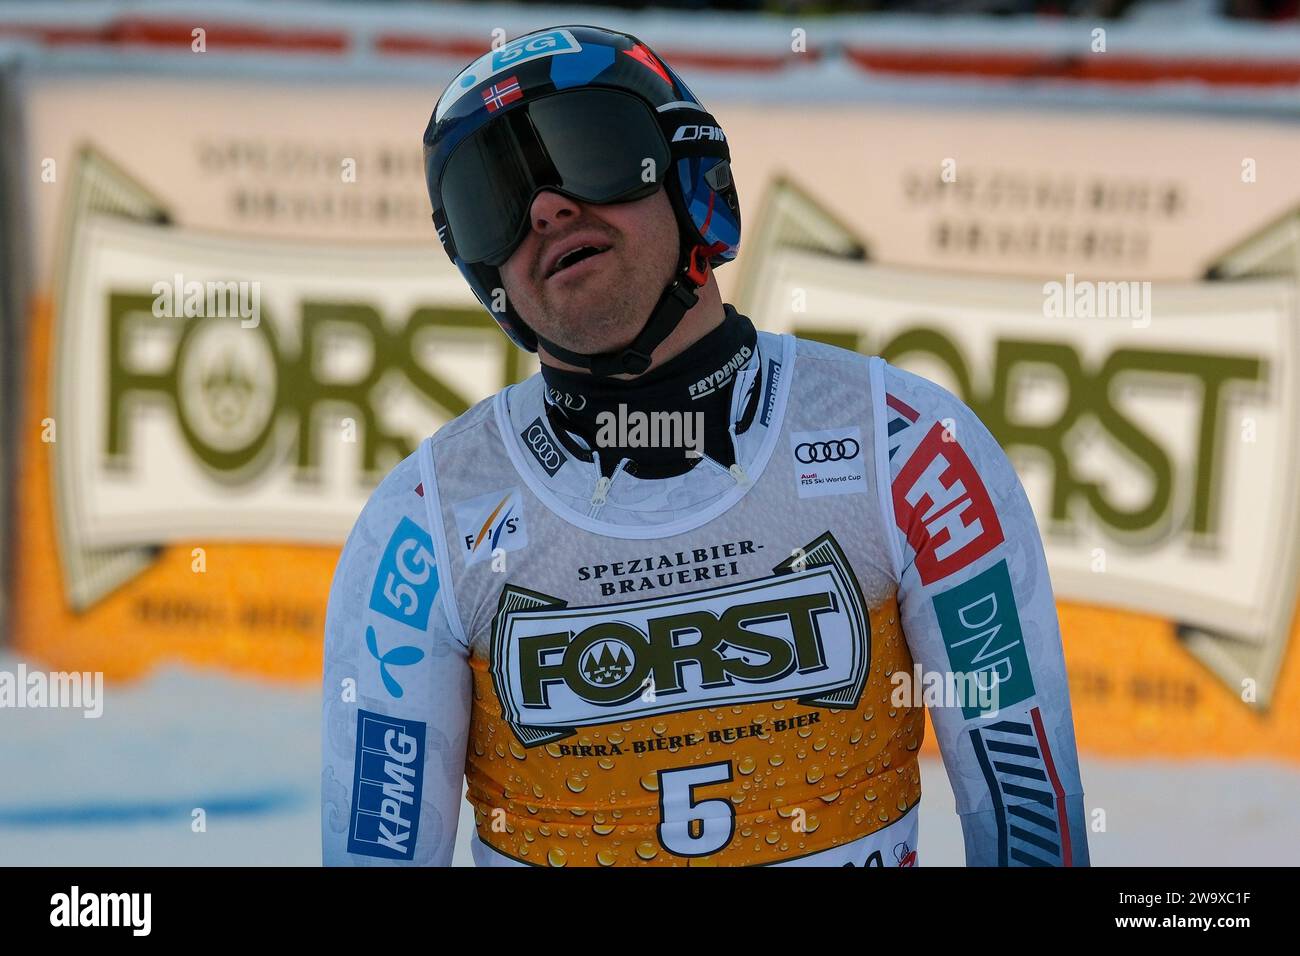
(657, 762, 735, 857)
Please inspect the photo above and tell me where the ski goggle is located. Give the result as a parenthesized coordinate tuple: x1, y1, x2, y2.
(433, 88, 673, 267)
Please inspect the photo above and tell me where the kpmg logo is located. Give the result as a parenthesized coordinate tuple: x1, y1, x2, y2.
(454, 487, 528, 566)
(521, 417, 567, 477)
(436, 29, 583, 122)
(347, 709, 426, 860)
(490, 533, 871, 745)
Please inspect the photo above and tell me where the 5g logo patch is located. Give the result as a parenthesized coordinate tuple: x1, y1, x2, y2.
(369, 516, 440, 631)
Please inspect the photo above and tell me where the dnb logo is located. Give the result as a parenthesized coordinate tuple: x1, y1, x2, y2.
(347, 710, 426, 861)
(933, 560, 1035, 717)
(892, 422, 1003, 584)
(490, 533, 871, 746)
(435, 29, 583, 122)
(454, 487, 528, 566)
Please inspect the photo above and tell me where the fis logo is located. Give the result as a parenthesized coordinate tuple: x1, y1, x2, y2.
(369, 516, 440, 630)
(347, 709, 426, 861)
(892, 422, 1003, 584)
(454, 487, 528, 566)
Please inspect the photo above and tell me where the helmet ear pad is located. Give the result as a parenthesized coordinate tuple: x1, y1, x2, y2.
(455, 257, 537, 352)
(668, 152, 741, 268)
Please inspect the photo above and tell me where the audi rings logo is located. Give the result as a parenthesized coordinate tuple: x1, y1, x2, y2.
(795, 439, 860, 464)
(522, 417, 567, 477)
(546, 387, 587, 412)
(527, 426, 561, 468)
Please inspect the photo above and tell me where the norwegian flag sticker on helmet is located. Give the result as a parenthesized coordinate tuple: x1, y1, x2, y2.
(482, 76, 523, 112)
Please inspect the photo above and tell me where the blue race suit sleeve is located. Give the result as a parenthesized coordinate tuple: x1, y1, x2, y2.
(874, 358, 1090, 867)
(322, 447, 471, 866)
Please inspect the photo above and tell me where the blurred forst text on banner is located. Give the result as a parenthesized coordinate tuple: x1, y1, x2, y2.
(0, 0, 1298, 774)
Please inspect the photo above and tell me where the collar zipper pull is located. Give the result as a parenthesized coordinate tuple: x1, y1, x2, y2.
(728, 463, 751, 487)
(589, 475, 612, 507)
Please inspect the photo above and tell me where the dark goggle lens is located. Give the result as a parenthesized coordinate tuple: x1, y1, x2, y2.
(439, 89, 670, 266)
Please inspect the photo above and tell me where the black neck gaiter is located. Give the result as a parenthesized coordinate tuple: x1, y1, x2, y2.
(540, 305, 761, 479)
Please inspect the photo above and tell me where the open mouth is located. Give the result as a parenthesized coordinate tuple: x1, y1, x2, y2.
(548, 245, 611, 278)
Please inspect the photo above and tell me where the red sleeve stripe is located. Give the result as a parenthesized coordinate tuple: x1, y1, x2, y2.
(1030, 706, 1074, 868)
(885, 392, 919, 422)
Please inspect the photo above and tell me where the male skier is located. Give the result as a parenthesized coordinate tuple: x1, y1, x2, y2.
(322, 24, 1089, 867)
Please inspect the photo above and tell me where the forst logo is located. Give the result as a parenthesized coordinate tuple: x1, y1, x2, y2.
(104, 293, 511, 480)
(807, 324, 1265, 544)
(516, 590, 836, 706)
(581, 640, 634, 685)
(491, 534, 873, 745)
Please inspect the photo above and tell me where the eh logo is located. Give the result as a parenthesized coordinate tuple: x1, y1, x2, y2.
(892, 422, 1004, 584)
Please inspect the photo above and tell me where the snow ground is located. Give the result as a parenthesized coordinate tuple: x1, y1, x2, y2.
(0, 654, 1295, 866)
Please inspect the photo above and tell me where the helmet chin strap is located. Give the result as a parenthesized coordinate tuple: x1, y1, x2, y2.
(532, 241, 721, 379)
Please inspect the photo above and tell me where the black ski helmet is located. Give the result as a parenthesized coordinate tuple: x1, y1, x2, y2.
(422, 24, 741, 376)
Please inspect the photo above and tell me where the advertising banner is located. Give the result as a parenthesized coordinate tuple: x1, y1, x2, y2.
(9, 67, 1299, 758)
